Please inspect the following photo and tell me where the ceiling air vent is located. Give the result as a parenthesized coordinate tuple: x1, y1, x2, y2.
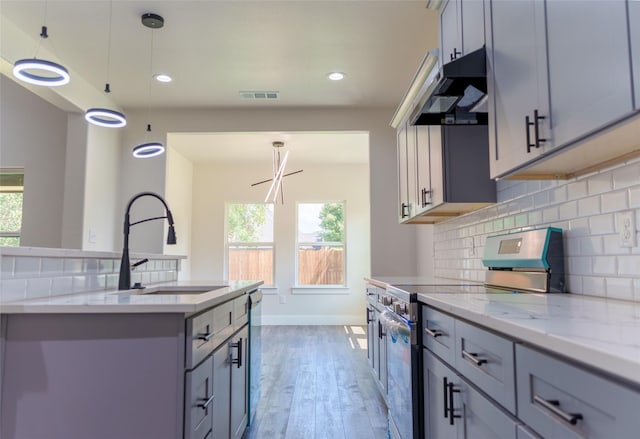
(239, 91, 280, 100)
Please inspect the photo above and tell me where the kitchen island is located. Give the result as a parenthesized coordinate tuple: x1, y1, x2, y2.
(0, 280, 263, 439)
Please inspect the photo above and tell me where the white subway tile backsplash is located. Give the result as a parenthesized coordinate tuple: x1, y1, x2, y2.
(618, 255, 640, 276)
(601, 190, 628, 213)
(51, 277, 73, 294)
(26, 278, 52, 299)
(41, 258, 64, 273)
(612, 162, 640, 189)
(542, 206, 559, 223)
(528, 210, 543, 226)
(533, 191, 549, 208)
(630, 187, 640, 208)
(559, 201, 577, 220)
(0, 279, 27, 302)
(606, 278, 634, 301)
(580, 236, 603, 255)
(581, 276, 606, 296)
(589, 214, 615, 235)
(592, 256, 616, 275)
(1, 256, 14, 279)
(14, 257, 40, 277)
(587, 172, 613, 195)
(64, 258, 84, 273)
(549, 186, 567, 204)
(578, 196, 600, 217)
(570, 257, 591, 275)
(567, 180, 588, 200)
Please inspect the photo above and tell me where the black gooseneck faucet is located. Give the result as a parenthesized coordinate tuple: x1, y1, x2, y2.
(118, 191, 177, 290)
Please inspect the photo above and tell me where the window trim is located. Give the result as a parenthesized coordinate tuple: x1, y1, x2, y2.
(0, 169, 24, 246)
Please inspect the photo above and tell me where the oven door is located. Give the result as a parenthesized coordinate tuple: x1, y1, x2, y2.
(380, 310, 414, 439)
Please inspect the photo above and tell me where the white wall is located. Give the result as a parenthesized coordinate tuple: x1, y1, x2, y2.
(0, 76, 67, 248)
(165, 145, 194, 280)
(190, 161, 370, 325)
(118, 108, 418, 277)
(81, 123, 122, 251)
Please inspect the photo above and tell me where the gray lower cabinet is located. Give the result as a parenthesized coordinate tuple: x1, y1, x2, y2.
(212, 325, 249, 439)
(422, 303, 640, 439)
(185, 356, 215, 439)
(516, 344, 640, 439)
(365, 284, 387, 398)
(423, 348, 518, 439)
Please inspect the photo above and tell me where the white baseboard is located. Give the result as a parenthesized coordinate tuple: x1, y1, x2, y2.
(261, 314, 364, 326)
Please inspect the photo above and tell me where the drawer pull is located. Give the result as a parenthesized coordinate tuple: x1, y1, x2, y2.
(424, 327, 443, 338)
(462, 350, 487, 367)
(198, 394, 215, 410)
(197, 331, 214, 342)
(533, 395, 583, 426)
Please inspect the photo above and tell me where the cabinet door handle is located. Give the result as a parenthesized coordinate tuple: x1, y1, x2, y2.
(462, 350, 487, 367)
(534, 109, 547, 147)
(366, 308, 372, 324)
(231, 338, 243, 368)
(421, 188, 432, 207)
(199, 394, 215, 410)
(424, 327, 443, 338)
(450, 48, 461, 61)
(525, 115, 535, 153)
(533, 395, 583, 425)
(443, 376, 449, 419)
(378, 320, 387, 339)
(447, 381, 461, 425)
(401, 203, 409, 218)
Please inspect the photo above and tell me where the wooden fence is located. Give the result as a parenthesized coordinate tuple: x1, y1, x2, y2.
(228, 247, 344, 285)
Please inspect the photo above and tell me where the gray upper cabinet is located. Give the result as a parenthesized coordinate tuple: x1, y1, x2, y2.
(545, 0, 632, 148)
(486, 0, 550, 178)
(630, 0, 640, 109)
(440, 0, 485, 63)
(397, 123, 411, 222)
(487, 0, 639, 179)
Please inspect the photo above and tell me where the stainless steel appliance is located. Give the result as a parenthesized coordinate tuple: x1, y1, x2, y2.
(483, 227, 565, 293)
(379, 287, 421, 439)
(247, 289, 263, 426)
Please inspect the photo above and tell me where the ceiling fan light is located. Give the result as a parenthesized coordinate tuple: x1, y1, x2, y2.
(85, 108, 127, 128)
(13, 58, 70, 87)
(133, 142, 165, 159)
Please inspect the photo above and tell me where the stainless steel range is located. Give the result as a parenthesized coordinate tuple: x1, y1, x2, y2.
(379, 286, 421, 439)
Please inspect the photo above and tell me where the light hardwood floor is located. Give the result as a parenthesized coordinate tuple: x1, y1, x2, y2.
(243, 325, 388, 439)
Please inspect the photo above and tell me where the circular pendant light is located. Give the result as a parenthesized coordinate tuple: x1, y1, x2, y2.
(84, 108, 127, 128)
(13, 58, 70, 87)
(133, 142, 165, 158)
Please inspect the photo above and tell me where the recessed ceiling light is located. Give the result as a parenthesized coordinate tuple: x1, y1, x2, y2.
(327, 72, 345, 81)
(154, 74, 172, 83)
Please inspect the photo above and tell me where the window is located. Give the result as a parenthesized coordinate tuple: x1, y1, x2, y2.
(226, 203, 274, 286)
(297, 202, 345, 286)
(0, 171, 24, 247)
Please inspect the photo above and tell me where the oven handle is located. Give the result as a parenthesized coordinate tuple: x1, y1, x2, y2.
(379, 309, 413, 343)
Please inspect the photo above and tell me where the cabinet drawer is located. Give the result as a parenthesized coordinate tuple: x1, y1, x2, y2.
(516, 344, 640, 439)
(454, 319, 516, 413)
(186, 301, 234, 369)
(517, 425, 541, 439)
(422, 305, 455, 366)
(233, 294, 248, 330)
(184, 356, 213, 439)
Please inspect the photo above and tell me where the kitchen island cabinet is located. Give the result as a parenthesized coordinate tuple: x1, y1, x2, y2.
(0, 281, 262, 439)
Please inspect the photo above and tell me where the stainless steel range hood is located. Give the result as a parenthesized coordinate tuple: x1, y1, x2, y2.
(391, 47, 488, 128)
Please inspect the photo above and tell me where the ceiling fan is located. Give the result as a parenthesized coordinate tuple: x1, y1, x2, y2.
(250, 141, 303, 203)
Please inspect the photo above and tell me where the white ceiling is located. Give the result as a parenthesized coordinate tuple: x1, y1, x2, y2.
(0, 0, 439, 163)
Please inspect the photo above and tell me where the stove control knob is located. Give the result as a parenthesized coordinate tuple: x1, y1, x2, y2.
(394, 302, 408, 314)
(382, 296, 394, 306)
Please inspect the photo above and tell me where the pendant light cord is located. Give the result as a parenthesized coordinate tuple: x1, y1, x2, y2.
(105, 0, 113, 92)
(145, 28, 155, 141)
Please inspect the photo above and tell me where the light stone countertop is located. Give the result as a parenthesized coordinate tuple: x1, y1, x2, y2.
(379, 281, 640, 386)
(0, 280, 263, 316)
